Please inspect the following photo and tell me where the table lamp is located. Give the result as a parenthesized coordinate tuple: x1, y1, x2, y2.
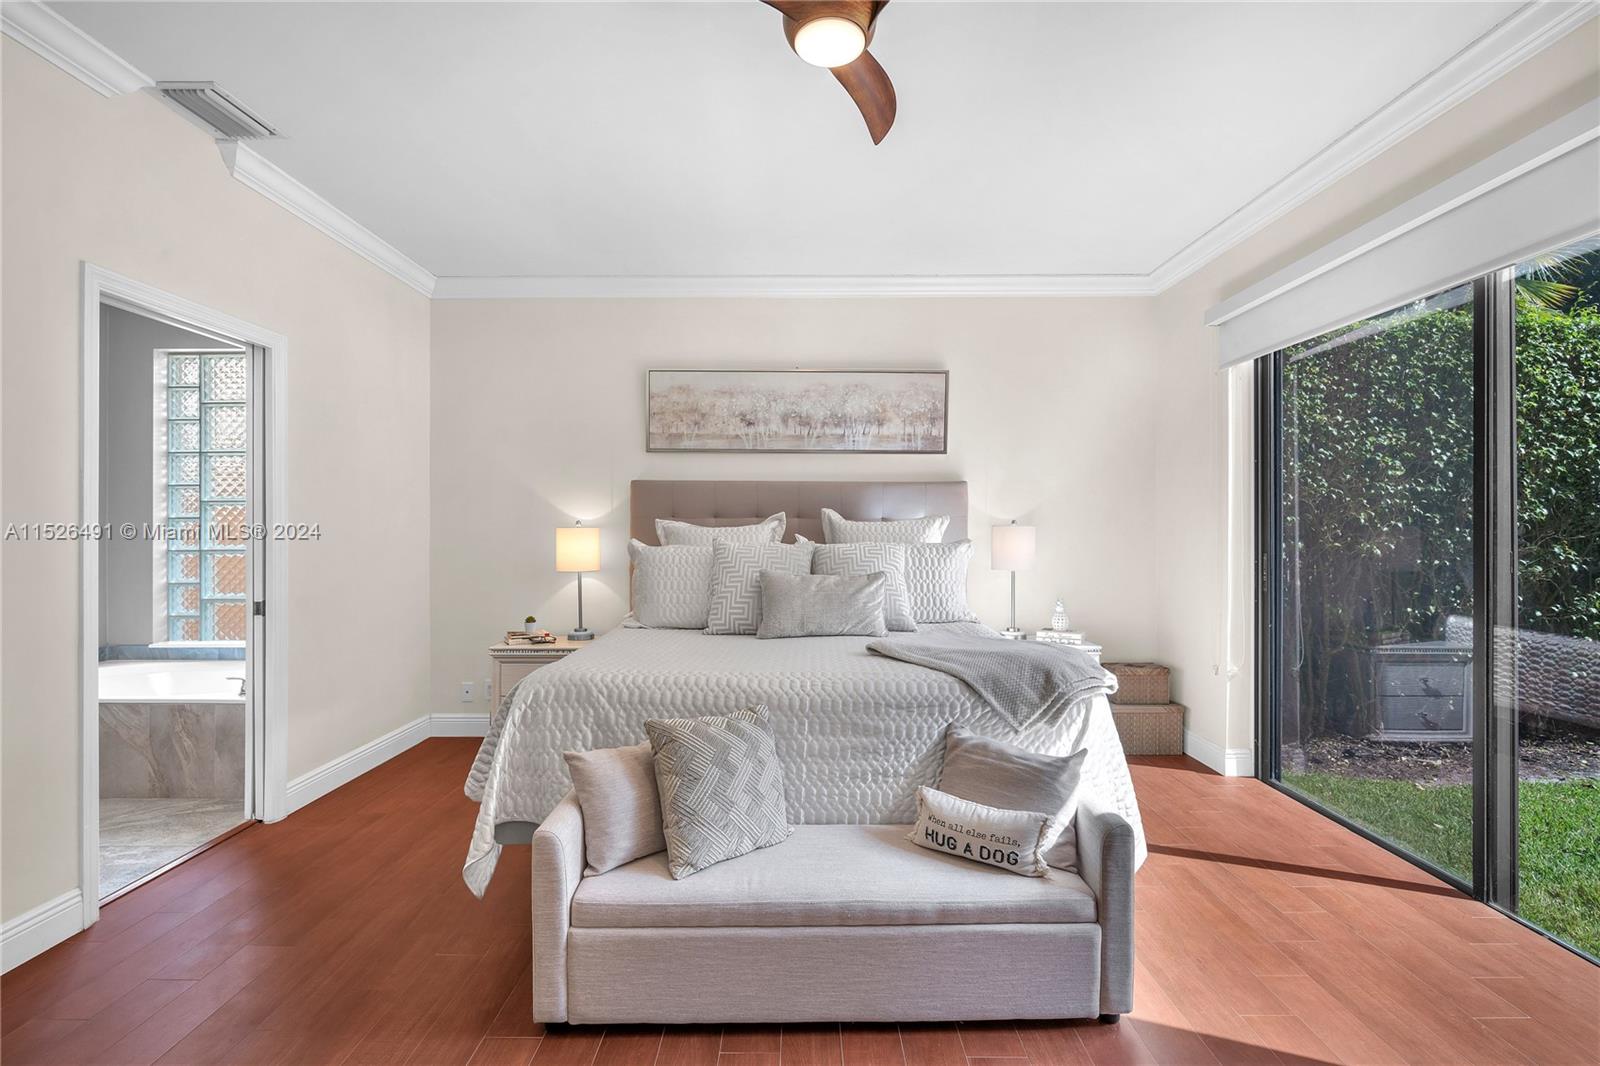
(991, 520, 1036, 639)
(556, 521, 601, 641)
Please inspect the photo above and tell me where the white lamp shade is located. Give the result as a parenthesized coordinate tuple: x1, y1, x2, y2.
(991, 523, 1036, 572)
(555, 525, 601, 573)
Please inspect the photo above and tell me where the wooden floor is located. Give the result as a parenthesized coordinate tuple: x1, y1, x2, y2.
(3, 740, 1595, 1066)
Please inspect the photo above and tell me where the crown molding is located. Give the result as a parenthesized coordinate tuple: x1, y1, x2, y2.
(1146, 0, 1600, 293)
(1, 0, 151, 96)
(218, 142, 437, 297)
(10, 0, 1593, 302)
(431, 273, 1157, 299)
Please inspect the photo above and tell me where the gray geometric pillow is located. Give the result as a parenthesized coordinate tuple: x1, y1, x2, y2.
(904, 540, 976, 623)
(656, 512, 785, 546)
(627, 540, 713, 629)
(821, 507, 948, 544)
(811, 542, 916, 631)
(705, 540, 815, 635)
(645, 706, 791, 879)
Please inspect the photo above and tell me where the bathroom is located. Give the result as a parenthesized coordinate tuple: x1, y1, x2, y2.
(97, 303, 255, 899)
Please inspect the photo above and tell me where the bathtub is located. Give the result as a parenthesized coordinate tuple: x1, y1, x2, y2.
(100, 661, 247, 801)
(99, 660, 246, 703)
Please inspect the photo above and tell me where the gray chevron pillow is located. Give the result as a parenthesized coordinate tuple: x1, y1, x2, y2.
(705, 540, 815, 635)
(811, 542, 916, 631)
(645, 706, 792, 879)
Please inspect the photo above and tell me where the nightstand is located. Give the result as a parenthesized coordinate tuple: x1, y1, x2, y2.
(489, 638, 585, 707)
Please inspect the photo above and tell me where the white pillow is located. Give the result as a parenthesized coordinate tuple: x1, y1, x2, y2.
(908, 786, 1061, 877)
(811, 542, 916, 631)
(820, 507, 948, 544)
(657, 512, 785, 546)
(905, 540, 976, 623)
(627, 540, 712, 629)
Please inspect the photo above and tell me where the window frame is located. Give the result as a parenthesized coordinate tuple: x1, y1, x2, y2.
(1253, 259, 1596, 964)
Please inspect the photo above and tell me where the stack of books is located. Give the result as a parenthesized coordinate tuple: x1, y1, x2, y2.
(504, 629, 556, 646)
(1034, 629, 1087, 646)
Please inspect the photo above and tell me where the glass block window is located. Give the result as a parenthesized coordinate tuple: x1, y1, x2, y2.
(165, 352, 247, 642)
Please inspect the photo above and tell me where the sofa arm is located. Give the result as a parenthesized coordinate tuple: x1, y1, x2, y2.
(531, 791, 586, 1023)
(1076, 792, 1135, 1016)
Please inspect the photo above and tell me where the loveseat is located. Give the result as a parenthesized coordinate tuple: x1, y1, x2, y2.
(530, 790, 1136, 1025)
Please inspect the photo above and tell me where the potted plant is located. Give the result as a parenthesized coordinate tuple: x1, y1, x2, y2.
(524, 615, 539, 636)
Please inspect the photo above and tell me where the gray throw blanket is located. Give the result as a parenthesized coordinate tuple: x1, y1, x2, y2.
(867, 634, 1118, 731)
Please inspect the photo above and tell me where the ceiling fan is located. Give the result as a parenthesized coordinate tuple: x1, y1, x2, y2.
(760, 1, 897, 144)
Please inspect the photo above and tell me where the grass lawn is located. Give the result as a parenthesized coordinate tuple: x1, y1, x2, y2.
(1282, 771, 1600, 958)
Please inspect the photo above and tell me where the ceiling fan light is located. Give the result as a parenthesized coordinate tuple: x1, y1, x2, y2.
(793, 16, 866, 68)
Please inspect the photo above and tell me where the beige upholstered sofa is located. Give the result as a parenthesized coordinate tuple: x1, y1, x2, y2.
(530, 791, 1136, 1025)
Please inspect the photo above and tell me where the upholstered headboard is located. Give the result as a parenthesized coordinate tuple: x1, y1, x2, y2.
(630, 480, 968, 545)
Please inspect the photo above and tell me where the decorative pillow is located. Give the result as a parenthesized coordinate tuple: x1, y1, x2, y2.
(904, 540, 977, 623)
(705, 540, 816, 635)
(908, 786, 1059, 877)
(657, 512, 785, 546)
(821, 507, 948, 545)
(811, 543, 916, 631)
(757, 571, 887, 639)
(645, 706, 791, 879)
(937, 724, 1087, 870)
(563, 742, 667, 875)
(627, 540, 713, 629)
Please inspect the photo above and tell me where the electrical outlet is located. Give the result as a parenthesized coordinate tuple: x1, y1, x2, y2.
(482, 677, 493, 701)
(459, 681, 474, 703)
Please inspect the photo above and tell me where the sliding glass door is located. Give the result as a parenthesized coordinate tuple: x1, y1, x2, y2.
(1259, 236, 1599, 960)
(1508, 239, 1600, 956)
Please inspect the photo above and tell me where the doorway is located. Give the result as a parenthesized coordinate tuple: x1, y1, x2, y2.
(81, 265, 288, 926)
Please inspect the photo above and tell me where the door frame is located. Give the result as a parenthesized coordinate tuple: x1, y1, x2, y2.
(79, 263, 289, 930)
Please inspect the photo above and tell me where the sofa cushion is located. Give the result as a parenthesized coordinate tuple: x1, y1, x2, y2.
(571, 824, 1097, 929)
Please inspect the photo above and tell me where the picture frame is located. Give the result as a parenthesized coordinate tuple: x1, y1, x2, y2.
(646, 369, 949, 454)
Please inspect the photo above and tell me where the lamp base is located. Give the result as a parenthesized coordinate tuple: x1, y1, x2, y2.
(567, 628, 595, 642)
(1000, 627, 1024, 640)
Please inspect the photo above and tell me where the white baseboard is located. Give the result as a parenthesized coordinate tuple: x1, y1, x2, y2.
(1, 890, 84, 974)
(1184, 729, 1254, 777)
(9, 714, 480, 974)
(284, 714, 432, 814)
(431, 712, 490, 737)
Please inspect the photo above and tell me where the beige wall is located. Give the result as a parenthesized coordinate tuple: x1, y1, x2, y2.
(430, 297, 1166, 713)
(1, 40, 433, 924)
(1150, 20, 1600, 769)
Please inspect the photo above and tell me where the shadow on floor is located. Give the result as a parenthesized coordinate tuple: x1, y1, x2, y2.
(1147, 843, 1463, 897)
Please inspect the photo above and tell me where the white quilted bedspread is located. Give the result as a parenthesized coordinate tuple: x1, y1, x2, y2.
(462, 622, 1146, 896)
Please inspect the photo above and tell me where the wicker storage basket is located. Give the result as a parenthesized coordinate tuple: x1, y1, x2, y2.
(1104, 661, 1171, 705)
(1111, 703, 1185, 756)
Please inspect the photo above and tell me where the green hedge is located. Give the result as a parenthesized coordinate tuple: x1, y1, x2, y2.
(1281, 287, 1600, 736)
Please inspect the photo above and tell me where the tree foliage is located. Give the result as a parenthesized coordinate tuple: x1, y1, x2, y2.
(1280, 275, 1600, 739)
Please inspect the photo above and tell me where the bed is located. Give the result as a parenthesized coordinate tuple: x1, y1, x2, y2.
(462, 480, 1146, 895)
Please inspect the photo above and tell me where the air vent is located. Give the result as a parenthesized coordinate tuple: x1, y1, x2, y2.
(156, 82, 277, 140)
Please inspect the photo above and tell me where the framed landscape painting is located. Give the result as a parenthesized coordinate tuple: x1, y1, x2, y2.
(646, 369, 949, 453)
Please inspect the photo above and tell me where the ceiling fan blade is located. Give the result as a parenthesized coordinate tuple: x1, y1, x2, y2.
(762, 0, 875, 27)
(831, 49, 896, 144)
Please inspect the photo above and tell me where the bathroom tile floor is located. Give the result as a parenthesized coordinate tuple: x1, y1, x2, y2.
(98, 797, 247, 899)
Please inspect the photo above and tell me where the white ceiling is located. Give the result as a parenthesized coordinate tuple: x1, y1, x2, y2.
(55, 1, 1527, 281)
